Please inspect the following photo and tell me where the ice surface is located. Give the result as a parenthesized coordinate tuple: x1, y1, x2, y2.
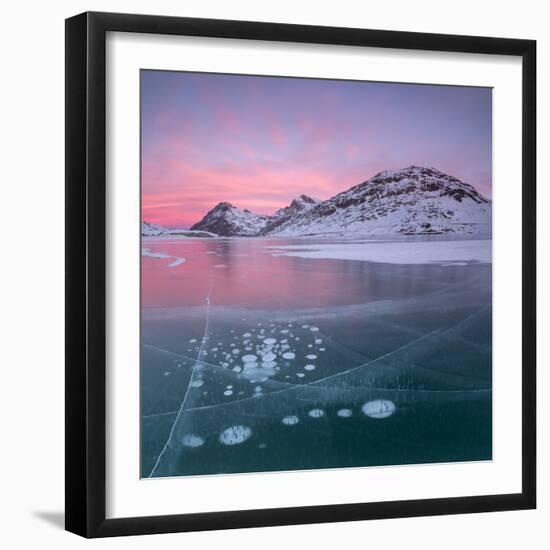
(270, 239, 491, 265)
(142, 247, 186, 268)
(141, 237, 492, 478)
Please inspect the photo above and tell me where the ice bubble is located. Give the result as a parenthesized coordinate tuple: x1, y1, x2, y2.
(243, 332, 251, 338)
(262, 352, 277, 362)
(302, 324, 310, 328)
(181, 434, 204, 448)
(308, 409, 325, 418)
(189, 339, 197, 343)
(258, 443, 267, 449)
(242, 354, 258, 363)
(254, 386, 263, 393)
(305, 354, 317, 360)
(315, 338, 322, 345)
(264, 338, 277, 345)
(280, 329, 289, 334)
(226, 385, 233, 389)
(362, 400, 396, 419)
(219, 425, 252, 446)
(296, 373, 305, 378)
(282, 415, 300, 426)
(191, 379, 204, 388)
(319, 348, 326, 352)
(310, 326, 319, 332)
(281, 339, 288, 343)
(261, 361, 277, 369)
(304, 364, 316, 371)
(232, 366, 242, 373)
(223, 390, 233, 396)
(231, 349, 240, 355)
(337, 409, 353, 418)
(282, 352, 296, 360)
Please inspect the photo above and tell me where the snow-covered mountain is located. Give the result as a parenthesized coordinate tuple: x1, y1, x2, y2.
(171, 166, 492, 238)
(141, 221, 215, 238)
(190, 202, 269, 236)
(142, 221, 167, 237)
(272, 166, 491, 237)
(260, 195, 320, 235)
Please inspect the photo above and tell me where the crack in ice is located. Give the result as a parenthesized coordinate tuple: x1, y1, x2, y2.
(148, 281, 213, 477)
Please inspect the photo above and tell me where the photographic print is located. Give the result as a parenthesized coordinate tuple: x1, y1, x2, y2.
(140, 70, 492, 479)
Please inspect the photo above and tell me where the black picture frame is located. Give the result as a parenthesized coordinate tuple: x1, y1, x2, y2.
(65, 11, 536, 538)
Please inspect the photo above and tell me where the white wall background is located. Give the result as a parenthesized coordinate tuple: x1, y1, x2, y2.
(0, 1, 546, 548)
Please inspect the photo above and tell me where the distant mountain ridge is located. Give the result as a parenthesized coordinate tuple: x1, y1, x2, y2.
(141, 220, 215, 238)
(183, 166, 491, 237)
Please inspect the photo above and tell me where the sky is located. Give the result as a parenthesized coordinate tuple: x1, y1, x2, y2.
(141, 70, 492, 228)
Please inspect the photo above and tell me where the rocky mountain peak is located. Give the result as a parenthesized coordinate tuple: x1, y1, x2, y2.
(184, 166, 491, 237)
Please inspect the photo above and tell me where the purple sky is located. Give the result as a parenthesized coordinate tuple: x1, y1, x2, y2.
(141, 70, 492, 228)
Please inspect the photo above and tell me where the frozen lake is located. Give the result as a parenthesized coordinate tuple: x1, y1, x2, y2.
(141, 236, 492, 478)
